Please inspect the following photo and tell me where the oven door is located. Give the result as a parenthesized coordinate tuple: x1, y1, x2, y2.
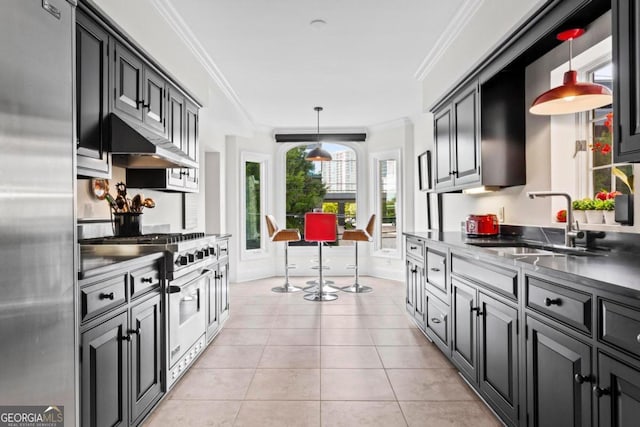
(168, 268, 210, 368)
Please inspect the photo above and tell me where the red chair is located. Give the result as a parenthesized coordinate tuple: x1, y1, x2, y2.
(303, 212, 338, 302)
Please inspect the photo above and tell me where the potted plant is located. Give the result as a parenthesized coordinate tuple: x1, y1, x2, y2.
(583, 198, 603, 224)
(603, 198, 616, 224)
(572, 199, 588, 224)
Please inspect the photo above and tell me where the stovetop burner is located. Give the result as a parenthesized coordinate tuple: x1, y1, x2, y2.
(80, 232, 207, 245)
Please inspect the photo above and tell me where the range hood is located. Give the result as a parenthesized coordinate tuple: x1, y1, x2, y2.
(109, 113, 197, 169)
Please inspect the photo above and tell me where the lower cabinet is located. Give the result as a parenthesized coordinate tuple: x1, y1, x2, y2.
(81, 311, 128, 427)
(425, 291, 449, 355)
(478, 292, 519, 425)
(129, 294, 162, 423)
(526, 315, 593, 427)
(405, 256, 425, 328)
(80, 254, 164, 427)
(451, 276, 519, 426)
(205, 264, 219, 342)
(595, 352, 640, 426)
(81, 293, 162, 427)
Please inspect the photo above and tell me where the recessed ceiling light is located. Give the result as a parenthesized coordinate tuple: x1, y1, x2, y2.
(310, 19, 327, 30)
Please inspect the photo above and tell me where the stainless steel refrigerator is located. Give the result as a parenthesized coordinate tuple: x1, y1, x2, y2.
(0, 0, 77, 425)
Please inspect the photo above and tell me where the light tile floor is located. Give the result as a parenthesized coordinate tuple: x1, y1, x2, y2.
(144, 276, 502, 427)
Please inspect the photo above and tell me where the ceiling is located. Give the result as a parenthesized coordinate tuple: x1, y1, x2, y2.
(154, 0, 473, 130)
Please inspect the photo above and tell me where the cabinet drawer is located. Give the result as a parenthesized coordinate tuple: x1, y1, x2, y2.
(526, 277, 592, 335)
(406, 238, 424, 260)
(426, 250, 446, 295)
(426, 292, 448, 346)
(130, 265, 161, 298)
(218, 240, 229, 260)
(451, 255, 518, 300)
(81, 275, 127, 322)
(600, 299, 640, 358)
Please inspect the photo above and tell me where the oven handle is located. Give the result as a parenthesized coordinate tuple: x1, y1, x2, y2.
(167, 268, 212, 294)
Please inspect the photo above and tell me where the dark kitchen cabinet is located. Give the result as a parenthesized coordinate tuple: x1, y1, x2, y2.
(81, 311, 128, 427)
(432, 83, 480, 191)
(425, 290, 449, 355)
(452, 278, 478, 382)
(434, 107, 454, 189)
(129, 293, 162, 424)
(478, 292, 519, 425)
(80, 254, 164, 427)
(451, 270, 519, 425)
(526, 315, 592, 427)
(405, 237, 425, 329)
(141, 67, 166, 137)
(113, 42, 144, 122)
(76, 10, 111, 178)
(167, 87, 185, 153)
(595, 352, 640, 426)
(613, 0, 640, 162)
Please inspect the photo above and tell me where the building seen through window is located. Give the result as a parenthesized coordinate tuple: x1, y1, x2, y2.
(286, 143, 357, 246)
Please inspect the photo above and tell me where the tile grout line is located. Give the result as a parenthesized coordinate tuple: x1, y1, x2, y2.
(374, 343, 411, 427)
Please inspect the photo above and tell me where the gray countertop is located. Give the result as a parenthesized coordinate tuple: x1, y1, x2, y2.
(404, 231, 640, 297)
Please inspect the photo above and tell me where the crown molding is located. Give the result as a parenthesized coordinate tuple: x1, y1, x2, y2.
(414, 0, 484, 81)
(149, 0, 255, 127)
(367, 117, 412, 132)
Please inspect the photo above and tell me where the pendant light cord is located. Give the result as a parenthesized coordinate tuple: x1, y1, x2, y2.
(569, 37, 573, 70)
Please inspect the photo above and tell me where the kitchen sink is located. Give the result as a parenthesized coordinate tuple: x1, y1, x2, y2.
(483, 246, 560, 256)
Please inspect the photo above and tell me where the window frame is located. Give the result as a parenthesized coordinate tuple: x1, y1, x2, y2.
(239, 151, 271, 260)
(370, 149, 402, 258)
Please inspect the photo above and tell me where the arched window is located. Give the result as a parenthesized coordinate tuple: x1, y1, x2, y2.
(285, 143, 357, 245)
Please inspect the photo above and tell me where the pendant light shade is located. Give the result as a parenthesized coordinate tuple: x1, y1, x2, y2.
(305, 106, 332, 162)
(529, 29, 612, 116)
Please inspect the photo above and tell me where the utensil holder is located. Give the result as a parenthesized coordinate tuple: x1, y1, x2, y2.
(113, 212, 142, 236)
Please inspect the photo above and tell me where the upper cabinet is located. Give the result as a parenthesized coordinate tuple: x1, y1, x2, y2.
(433, 84, 481, 191)
(431, 73, 525, 193)
(613, 0, 640, 162)
(76, 10, 111, 178)
(75, 3, 201, 186)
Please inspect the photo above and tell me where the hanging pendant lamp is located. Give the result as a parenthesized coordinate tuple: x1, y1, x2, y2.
(305, 106, 332, 161)
(529, 29, 612, 115)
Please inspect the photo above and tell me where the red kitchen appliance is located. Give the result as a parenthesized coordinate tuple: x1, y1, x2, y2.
(465, 214, 499, 237)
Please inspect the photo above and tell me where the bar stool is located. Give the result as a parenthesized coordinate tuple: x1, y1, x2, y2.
(265, 215, 302, 293)
(303, 212, 338, 302)
(341, 214, 375, 293)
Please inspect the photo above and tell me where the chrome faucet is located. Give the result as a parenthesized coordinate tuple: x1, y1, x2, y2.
(527, 191, 584, 247)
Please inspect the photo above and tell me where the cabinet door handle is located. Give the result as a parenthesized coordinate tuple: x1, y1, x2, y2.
(121, 334, 131, 342)
(410, 245, 417, 250)
(574, 374, 591, 384)
(431, 314, 446, 324)
(593, 386, 610, 397)
(128, 328, 140, 335)
(140, 277, 154, 283)
(544, 297, 561, 306)
(430, 267, 440, 272)
(99, 292, 115, 300)
(471, 306, 483, 316)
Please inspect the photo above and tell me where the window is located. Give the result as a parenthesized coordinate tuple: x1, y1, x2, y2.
(589, 62, 632, 196)
(285, 143, 357, 245)
(240, 152, 269, 256)
(371, 150, 401, 256)
(245, 161, 261, 250)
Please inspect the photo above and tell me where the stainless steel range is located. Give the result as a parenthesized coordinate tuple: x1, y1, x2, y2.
(80, 232, 220, 389)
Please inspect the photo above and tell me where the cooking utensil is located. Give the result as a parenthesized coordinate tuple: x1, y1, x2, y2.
(131, 194, 143, 213)
(142, 198, 156, 209)
(91, 179, 109, 200)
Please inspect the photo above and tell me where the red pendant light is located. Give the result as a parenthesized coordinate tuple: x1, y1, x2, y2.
(305, 106, 332, 162)
(529, 29, 612, 115)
